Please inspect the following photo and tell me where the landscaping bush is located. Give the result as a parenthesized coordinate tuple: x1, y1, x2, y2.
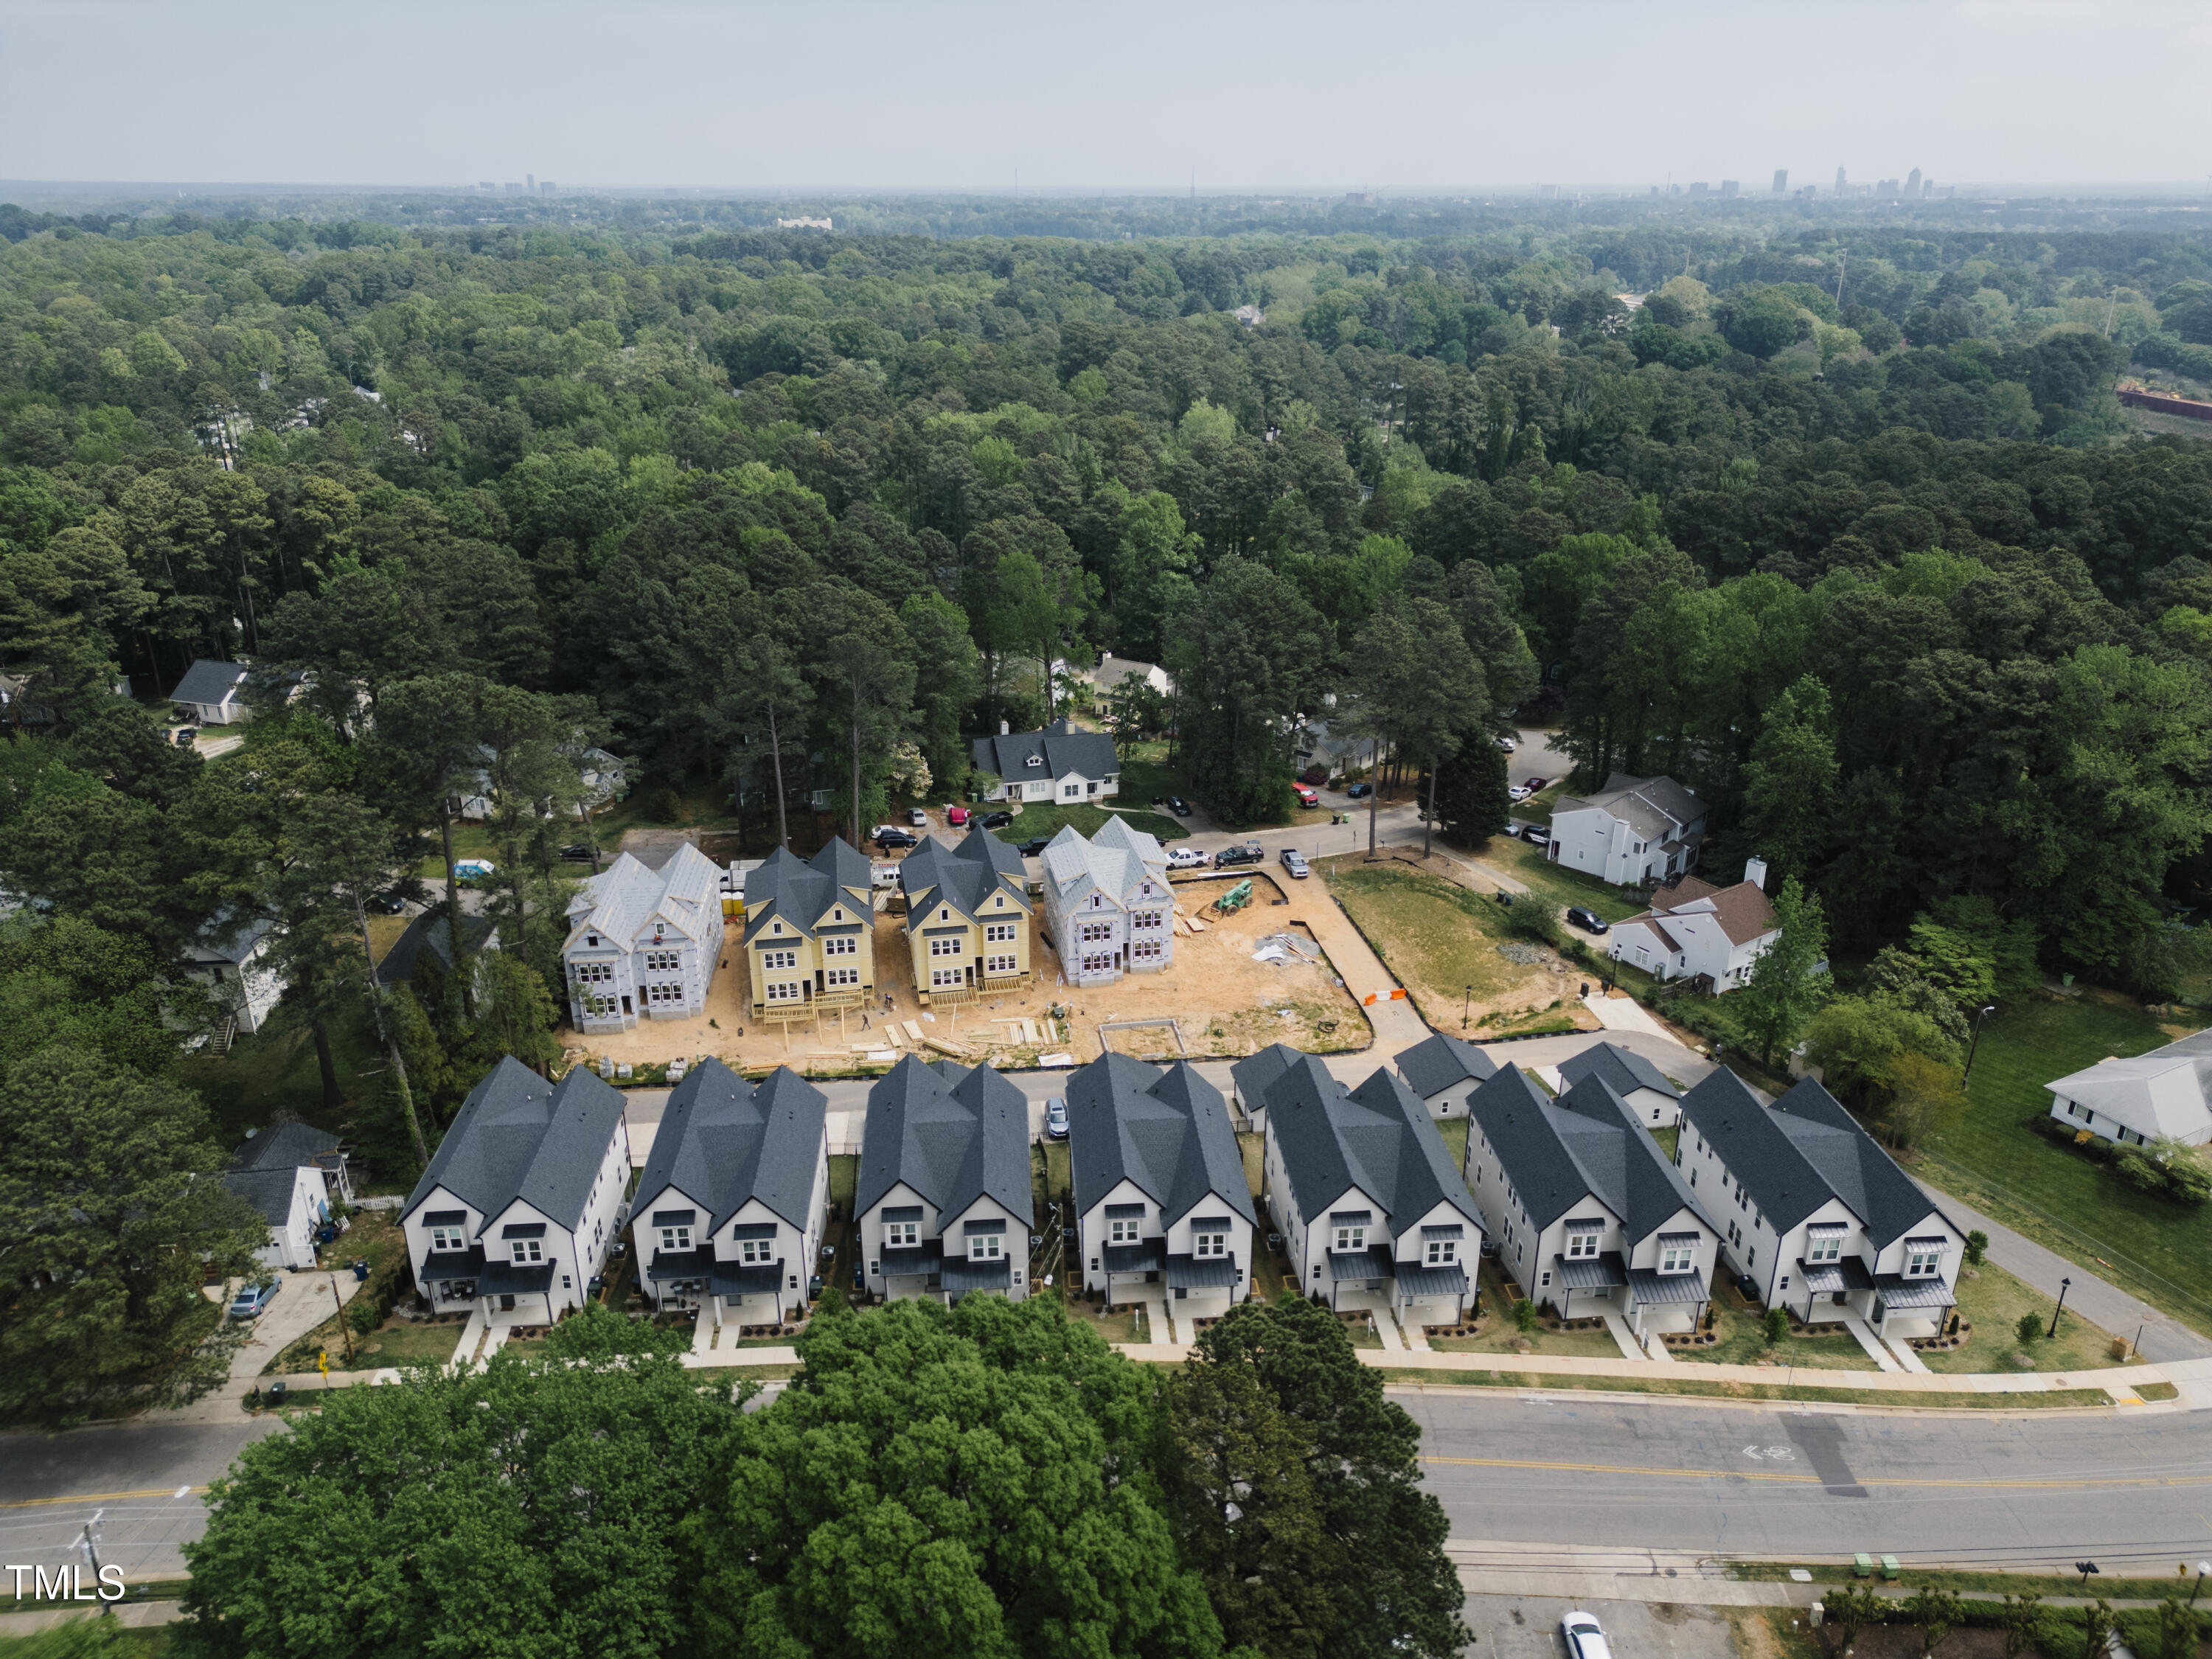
(2016, 1312, 2044, 1346)
(1512, 1298, 1538, 1333)
(1965, 1229, 1989, 1267)
(1761, 1307, 1789, 1346)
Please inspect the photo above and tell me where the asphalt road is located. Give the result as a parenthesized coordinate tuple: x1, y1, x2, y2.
(1405, 1390, 2212, 1573)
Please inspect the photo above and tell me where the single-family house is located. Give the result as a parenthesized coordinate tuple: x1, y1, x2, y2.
(1396, 1032, 1501, 1119)
(1557, 1041, 1683, 1128)
(1464, 1067, 1719, 1342)
(1676, 1070, 1966, 1340)
(971, 718, 1120, 807)
(1228, 1043, 1305, 1132)
(224, 1163, 329, 1273)
(231, 1120, 354, 1208)
(1605, 862, 1780, 992)
(170, 658, 251, 726)
(1082, 654, 1173, 717)
(2045, 1029, 2212, 1147)
(0, 673, 56, 729)
(181, 911, 286, 1037)
(400, 1058, 632, 1324)
(1293, 717, 1366, 781)
(855, 1054, 1032, 1305)
(740, 837, 876, 1020)
(1546, 773, 1707, 886)
(1256, 1054, 1484, 1330)
(374, 911, 498, 989)
(900, 828, 1033, 1006)
(1040, 818, 1175, 987)
(631, 1060, 829, 1329)
(562, 844, 725, 1032)
(1067, 1052, 1256, 1325)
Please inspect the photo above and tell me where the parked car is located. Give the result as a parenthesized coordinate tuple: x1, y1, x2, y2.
(453, 858, 495, 883)
(1509, 784, 1535, 803)
(1495, 734, 1517, 753)
(1293, 785, 1319, 807)
(908, 807, 929, 827)
(1214, 842, 1264, 867)
(1345, 782, 1374, 799)
(229, 1279, 281, 1319)
(559, 843, 595, 862)
(1161, 795, 1192, 815)
(1522, 826, 1551, 847)
(1166, 846, 1211, 870)
(947, 804, 970, 826)
(1043, 1096, 1069, 1141)
(1280, 848, 1310, 879)
(1016, 836, 1051, 857)
(1562, 1612, 1612, 1659)
(1565, 905, 1609, 935)
(1521, 776, 1549, 793)
(173, 726, 198, 748)
(369, 893, 407, 914)
(978, 810, 1014, 828)
(873, 827, 918, 850)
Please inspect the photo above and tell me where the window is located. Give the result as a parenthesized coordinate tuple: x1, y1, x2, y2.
(1566, 1229, 1599, 1259)
(826, 965, 860, 987)
(1779, 1275, 1790, 1293)
(824, 936, 857, 956)
(1082, 953, 1115, 975)
(766, 981, 805, 1002)
(1425, 1239, 1456, 1265)
(1809, 1234, 1841, 1262)
(762, 949, 797, 970)
(1080, 921, 1113, 944)
(1194, 1231, 1226, 1258)
(886, 1220, 917, 1247)
(571, 961, 613, 984)
(932, 967, 964, 987)
(1132, 911, 1161, 931)
(512, 1239, 542, 1264)
(1660, 1241, 1694, 1273)
(647, 982, 684, 1004)
(1025, 755, 1043, 768)
(985, 954, 1018, 975)
(970, 1233, 1001, 1261)
(2065, 1099, 2089, 1121)
(1110, 1217, 1139, 1244)
(1333, 1225, 1365, 1253)
(1131, 939, 1163, 961)
(1540, 1270, 1551, 1287)
(1062, 783, 1079, 799)
(1905, 1244, 1943, 1278)
(931, 936, 964, 956)
(431, 1226, 463, 1252)
(993, 894, 1006, 907)
(644, 950, 681, 973)
(740, 1239, 773, 1264)
(659, 1225, 692, 1253)
(985, 922, 1018, 943)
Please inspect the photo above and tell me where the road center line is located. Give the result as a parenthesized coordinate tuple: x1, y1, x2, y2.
(0, 1485, 208, 1510)
(1422, 1455, 2209, 1491)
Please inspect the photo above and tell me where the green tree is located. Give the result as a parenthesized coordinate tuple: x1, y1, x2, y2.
(1166, 557, 1328, 827)
(1880, 1051, 1967, 1155)
(1716, 288, 1807, 359)
(1905, 1587, 1963, 1658)
(1739, 676, 1839, 880)
(2158, 1598, 2198, 1659)
(1432, 736, 1511, 847)
(1735, 876, 1829, 1070)
(689, 1295, 1220, 1659)
(0, 1048, 264, 1425)
(1804, 995, 1959, 1105)
(1345, 595, 1486, 858)
(898, 591, 981, 798)
(1185, 1296, 1469, 1659)
(1110, 490, 1202, 662)
(816, 587, 917, 846)
(176, 1307, 740, 1659)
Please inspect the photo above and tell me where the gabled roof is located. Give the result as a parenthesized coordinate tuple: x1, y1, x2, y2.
(1261, 1058, 1479, 1235)
(1066, 1051, 1256, 1230)
(172, 658, 248, 706)
(2048, 1038, 2212, 1143)
(1551, 1075, 1715, 1240)
(740, 838, 872, 945)
(1041, 817, 1169, 908)
(231, 1120, 342, 1176)
(1551, 773, 1703, 841)
(187, 908, 273, 967)
(970, 718, 1119, 783)
(375, 911, 496, 986)
(1397, 1032, 1500, 1099)
(400, 1057, 627, 1232)
(1767, 1079, 1962, 1249)
(900, 828, 1029, 922)
(567, 844, 723, 949)
(224, 1166, 313, 1228)
(1088, 655, 1172, 695)
(632, 1060, 827, 1235)
(1231, 1042, 1306, 1107)
(1646, 876, 1776, 947)
(1464, 1066, 1598, 1233)
(1557, 1041, 1679, 1102)
(856, 1053, 1031, 1223)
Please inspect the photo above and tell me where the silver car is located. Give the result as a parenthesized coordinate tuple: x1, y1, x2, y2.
(1043, 1096, 1068, 1140)
(1280, 849, 1310, 879)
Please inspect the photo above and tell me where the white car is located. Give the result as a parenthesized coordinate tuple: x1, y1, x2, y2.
(1167, 846, 1211, 870)
(1562, 1612, 1611, 1659)
(1495, 734, 1517, 753)
(908, 807, 928, 827)
(1509, 783, 1535, 803)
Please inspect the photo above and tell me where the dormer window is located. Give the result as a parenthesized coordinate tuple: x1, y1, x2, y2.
(431, 1226, 463, 1252)
(994, 894, 1004, 906)
(1025, 755, 1043, 768)
(1332, 1225, 1365, 1253)
(659, 1225, 692, 1253)
(970, 1233, 1001, 1261)
(940, 908, 950, 922)
(511, 1239, 542, 1264)
(586, 933, 599, 947)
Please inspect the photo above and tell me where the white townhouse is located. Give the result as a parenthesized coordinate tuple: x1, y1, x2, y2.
(400, 1059, 633, 1324)
(971, 717, 1122, 806)
(1040, 817, 1175, 987)
(1677, 1071, 1968, 1342)
(1557, 1040, 1684, 1128)
(1067, 1052, 1257, 1327)
(2045, 1028, 2212, 1147)
(1395, 1032, 1502, 1119)
(1256, 1054, 1484, 1331)
(1546, 773, 1707, 886)
(1464, 1067, 1719, 1343)
(181, 911, 286, 1037)
(632, 1060, 829, 1329)
(561, 844, 725, 1032)
(223, 1164, 329, 1273)
(170, 658, 251, 726)
(1605, 863, 1781, 992)
(855, 1054, 1033, 1305)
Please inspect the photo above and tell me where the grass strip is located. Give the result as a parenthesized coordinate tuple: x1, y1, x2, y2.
(1371, 1368, 2113, 1409)
(1731, 1561, 2212, 1599)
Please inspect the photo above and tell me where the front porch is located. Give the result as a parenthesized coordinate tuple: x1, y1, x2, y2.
(1871, 1273, 1955, 1341)
(1105, 1237, 1166, 1306)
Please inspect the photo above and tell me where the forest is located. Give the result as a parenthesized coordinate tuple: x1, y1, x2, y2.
(4, 192, 2212, 1413)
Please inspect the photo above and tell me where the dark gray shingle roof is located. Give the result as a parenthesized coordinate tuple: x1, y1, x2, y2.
(1553, 1075, 1715, 1239)
(970, 718, 1118, 784)
(1066, 1052, 1256, 1229)
(1262, 1059, 1478, 1234)
(171, 658, 248, 707)
(224, 1167, 310, 1228)
(1230, 1042, 1305, 1107)
(1397, 1033, 1500, 1099)
(400, 1057, 627, 1233)
(900, 827, 1029, 921)
(1465, 1066, 1596, 1233)
(231, 1120, 341, 1175)
(1557, 1042, 1678, 1103)
(856, 1053, 1031, 1222)
(742, 837, 874, 945)
(375, 911, 495, 986)
(631, 1060, 827, 1236)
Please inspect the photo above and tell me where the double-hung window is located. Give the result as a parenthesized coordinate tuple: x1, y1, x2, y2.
(762, 949, 797, 971)
(1905, 1241, 1944, 1278)
(1565, 1227, 1599, 1259)
(931, 936, 964, 957)
(1109, 1217, 1139, 1245)
(1425, 1239, 1456, 1265)
(659, 1225, 691, 1253)
(1194, 1231, 1227, 1258)
(824, 936, 856, 957)
(511, 1239, 542, 1264)
(886, 1220, 918, 1248)
(431, 1226, 462, 1252)
(1333, 1225, 1365, 1253)
(985, 922, 1017, 944)
(970, 1233, 1001, 1261)
(740, 1239, 773, 1264)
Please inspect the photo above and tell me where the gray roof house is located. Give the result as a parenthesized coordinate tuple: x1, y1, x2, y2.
(971, 718, 1121, 807)
(1257, 1054, 1484, 1326)
(1556, 1041, 1683, 1127)
(1396, 1032, 1501, 1119)
(631, 1060, 830, 1326)
(1464, 1066, 1719, 1342)
(1066, 1052, 1256, 1330)
(856, 1054, 1034, 1304)
(181, 910, 285, 1037)
(231, 1119, 352, 1206)
(2046, 1029, 2212, 1147)
(1675, 1070, 1966, 1343)
(171, 658, 251, 725)
(223, 1164, 328, 1273)
(1040, 818, 1175, 988)
(400, 1058, 633, 1325)
(1228, 1041, 1306, 1130)
(1546, 772, 1707, 886)
(375, 911, 498, 988)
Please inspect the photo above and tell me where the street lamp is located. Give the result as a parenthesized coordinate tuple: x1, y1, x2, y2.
(1962, 1004, 1997, 1087)
(1462, 984, 1472, 1031)
(2050, 1277, 2072, 1340)
(2190, 1562, 2212, 1607)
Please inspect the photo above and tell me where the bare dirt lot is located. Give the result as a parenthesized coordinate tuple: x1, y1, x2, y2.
(556, 870, 1371, 1077)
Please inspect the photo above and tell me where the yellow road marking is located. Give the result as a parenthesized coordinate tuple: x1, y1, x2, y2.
(0, 1485, 207, 1511)
(1422, 1455, 2208, 1491)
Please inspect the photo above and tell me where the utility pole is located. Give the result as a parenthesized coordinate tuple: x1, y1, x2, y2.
(330, 1270, 355, 1363)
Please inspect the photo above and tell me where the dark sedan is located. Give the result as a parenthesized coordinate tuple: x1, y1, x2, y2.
(872, 828, 918, 850)
(1016, 836, 1051, 858)
(1164, 796, 1192, 815)
(1345, 782, 1374, 799)
(978, 810, 1015, 828)
(1565, 905, 1610, 935)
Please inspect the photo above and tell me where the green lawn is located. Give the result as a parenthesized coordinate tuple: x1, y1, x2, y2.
(1320, 858, 1565, 1029)
(1917, 993, 2212, 1332)
(1434, 1116, 1470, 1171)
(1919, 1259, 2121, 1374)
(344, 1320, 470, 1371)
(1478, 836, 1647, 925)
(989, 799, 1190, 845)
(1681, 1297, 1878, 1371)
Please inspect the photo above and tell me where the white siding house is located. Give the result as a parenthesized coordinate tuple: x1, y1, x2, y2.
(2045, 1030, 2212, 1148)
(1606, 863, 1781, 992)
(970, 719, 1121, 805)
(1040, 817, 1175, 987)
(561, 844, 725, 1032)
(1394, 1033, 1502, 1119)
(855, 1054, 1032, 1305)
(1556, 1041, 1684, 1128)
(182, 911, 286, 1037)
(170, 659, 250, 726)
(225, 1164, 328, 1273)
(1546, 773, 1706, 886)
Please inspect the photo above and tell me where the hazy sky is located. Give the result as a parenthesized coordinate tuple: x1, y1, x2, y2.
(4, 0, 2209, 192)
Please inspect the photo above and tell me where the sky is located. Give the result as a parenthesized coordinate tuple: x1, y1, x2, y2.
(3, 0, 2210, 193)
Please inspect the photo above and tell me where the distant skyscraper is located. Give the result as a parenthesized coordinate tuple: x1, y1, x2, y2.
(1835, 166, 1848, 195)
(527, 173, 535, 192)
(1921, 177, 1934, 200)
(1906, 167, 1921, 197)
(1721, 179, 1739, 198)
(1688, 181, 1708, 197)
(1772, 169, 1788, 194)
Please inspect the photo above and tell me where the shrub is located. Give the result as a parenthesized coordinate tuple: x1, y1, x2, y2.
(1512, 1298, 1538, 1334)
(2016, 1312, 2044, 1346)
(1965, 1229, 1989, 1267)
(1761, 1307, 1790, 1346)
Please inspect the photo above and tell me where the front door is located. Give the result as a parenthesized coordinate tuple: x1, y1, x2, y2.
(499, 1294, 515, 1311)
(620, 995, 632, 1015)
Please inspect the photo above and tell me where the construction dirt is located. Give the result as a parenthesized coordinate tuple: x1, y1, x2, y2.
(557, 870, 1371, 1079)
